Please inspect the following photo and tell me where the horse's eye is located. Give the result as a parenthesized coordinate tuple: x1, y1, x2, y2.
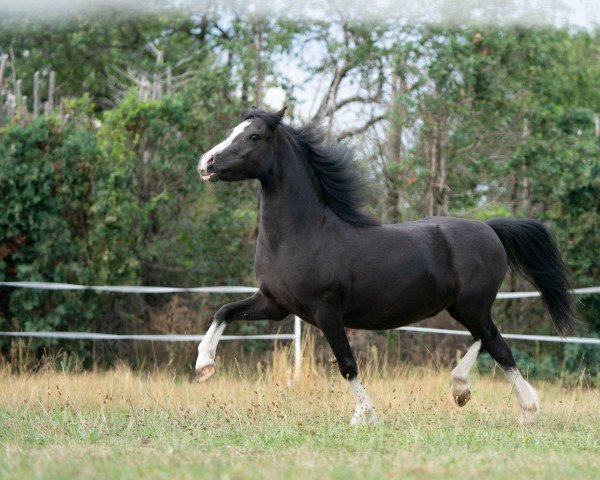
(249, 134, 261, 141)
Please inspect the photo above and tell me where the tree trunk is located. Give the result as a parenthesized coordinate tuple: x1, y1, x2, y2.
(510, 117, 532, 323)
(0, 54, 7, 93)
(253, 19, 264, 109)
(425, 116, 449, 217)
(383, 71, 405, 223)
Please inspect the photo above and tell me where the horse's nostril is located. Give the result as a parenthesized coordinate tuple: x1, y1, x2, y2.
(199, 154, 215, 177)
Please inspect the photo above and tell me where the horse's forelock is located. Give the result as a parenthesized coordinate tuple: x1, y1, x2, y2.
(244, 108, 286, 130)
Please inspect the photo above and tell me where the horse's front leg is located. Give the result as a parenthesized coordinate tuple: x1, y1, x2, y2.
(315, 310, 377, 426)
(195, 291, 287, 382)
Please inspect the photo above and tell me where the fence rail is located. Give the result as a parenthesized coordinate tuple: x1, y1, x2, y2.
(2, 281, 599, 296)
(2, 327, 599, 345)
(1, 280, 599, 377)
(0, 331, 296, 341)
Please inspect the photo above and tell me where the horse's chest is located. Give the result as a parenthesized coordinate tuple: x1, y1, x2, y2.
(254, 246, 321, 315)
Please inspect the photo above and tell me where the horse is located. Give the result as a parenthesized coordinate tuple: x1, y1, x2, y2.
(195, 107, 576, 425)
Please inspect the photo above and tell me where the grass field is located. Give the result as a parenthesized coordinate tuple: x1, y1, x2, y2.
(1, 349, 599, 480)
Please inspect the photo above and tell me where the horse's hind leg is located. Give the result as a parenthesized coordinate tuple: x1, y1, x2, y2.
(451, 339, 482, 407)
(447, 306, 481, 407)
(450, 303, 540, 423)
(479, 322, 540, 424)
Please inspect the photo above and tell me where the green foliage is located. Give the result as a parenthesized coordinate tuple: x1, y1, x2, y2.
(0, 10, 215, 110)
(0, 82, 257, 362)
(0, 14, 598, 376)
(0, 118, 100, 353)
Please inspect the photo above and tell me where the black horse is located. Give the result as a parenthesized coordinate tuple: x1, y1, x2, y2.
(195, 107, 576, 425)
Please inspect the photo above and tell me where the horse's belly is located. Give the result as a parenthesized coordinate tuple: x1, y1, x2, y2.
(342, 301, 447, 329)
(341, 265, 454, 330)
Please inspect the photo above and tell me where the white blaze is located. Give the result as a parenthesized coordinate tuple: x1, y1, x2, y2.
(198, 120, 252, 178)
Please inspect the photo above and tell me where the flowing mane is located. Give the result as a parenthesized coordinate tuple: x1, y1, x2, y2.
(245, 109, 380, 227)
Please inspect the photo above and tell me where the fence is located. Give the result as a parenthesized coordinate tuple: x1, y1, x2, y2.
(1, 282, 600, 378)
(0, 45, 191, 124)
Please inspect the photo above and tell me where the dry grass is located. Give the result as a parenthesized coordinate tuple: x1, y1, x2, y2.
(0, 343, 599, 479)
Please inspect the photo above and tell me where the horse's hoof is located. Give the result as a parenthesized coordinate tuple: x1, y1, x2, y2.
(350, 408, 378, 426)
(519, 411, 537, 426)
(519, 406, 540, 426)
(196, 363, 216, 383)
(454, 389, 471, 407)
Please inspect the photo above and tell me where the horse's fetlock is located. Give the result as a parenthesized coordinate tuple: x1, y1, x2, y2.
(339, 361, 357, 381)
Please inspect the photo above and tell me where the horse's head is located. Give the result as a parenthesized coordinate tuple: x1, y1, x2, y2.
(198, 107, 287, 182)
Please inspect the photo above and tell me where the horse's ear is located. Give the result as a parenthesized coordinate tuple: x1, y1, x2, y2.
(274, 105, 288, 124)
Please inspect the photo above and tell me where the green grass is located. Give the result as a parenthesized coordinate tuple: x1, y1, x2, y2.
(0, 360, 599, 479)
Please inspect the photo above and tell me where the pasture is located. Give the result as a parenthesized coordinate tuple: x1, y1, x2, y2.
(1, 350, 599, 480)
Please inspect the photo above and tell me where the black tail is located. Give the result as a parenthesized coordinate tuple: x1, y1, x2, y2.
(486, 218, 578, 336)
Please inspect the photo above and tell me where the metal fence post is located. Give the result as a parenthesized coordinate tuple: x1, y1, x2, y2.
(294, 315, 302, 380)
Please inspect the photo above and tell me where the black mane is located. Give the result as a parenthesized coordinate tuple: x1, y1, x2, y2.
(246, 109, 379, 227)
(291, 124, 380, 227)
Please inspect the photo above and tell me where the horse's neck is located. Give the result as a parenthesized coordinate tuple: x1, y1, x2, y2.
(258, 151, 325, 247)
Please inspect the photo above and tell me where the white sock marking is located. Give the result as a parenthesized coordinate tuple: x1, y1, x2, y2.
(195, 321, 227, 371)
(198, 120, 252, 178)
(349, 378, 377, 425)
(451, 340, 481, 401)
(505, 368, 541, 424)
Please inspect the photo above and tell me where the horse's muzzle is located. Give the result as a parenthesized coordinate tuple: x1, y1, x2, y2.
(198, 153, 216, 180)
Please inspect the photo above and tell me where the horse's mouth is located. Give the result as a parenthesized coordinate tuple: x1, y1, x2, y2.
(201, 173, 219, 182)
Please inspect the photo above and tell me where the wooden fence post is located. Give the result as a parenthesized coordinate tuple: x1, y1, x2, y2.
(15, 79, 22, 109)
(166, 66, 172, 96)
(33, 71, 41, 117)
(0, 54, 7, 92)
(44, 71, 56, 117)
(139, 74, 151, 101)
(152, 72, 161, 100)
(21, 95, 28, 116)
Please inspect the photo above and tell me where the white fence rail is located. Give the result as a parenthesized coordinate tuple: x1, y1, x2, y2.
(1, 280, 600, 377)
(2, 281, 599, 297)
(0, 281, 259, 294)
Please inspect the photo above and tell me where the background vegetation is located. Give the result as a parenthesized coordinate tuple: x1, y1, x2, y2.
(0, 7, 598, 379)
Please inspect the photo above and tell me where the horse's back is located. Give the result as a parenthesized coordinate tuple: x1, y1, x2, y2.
(340, 217, 507, 328)
(409, 216, 508, 302)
